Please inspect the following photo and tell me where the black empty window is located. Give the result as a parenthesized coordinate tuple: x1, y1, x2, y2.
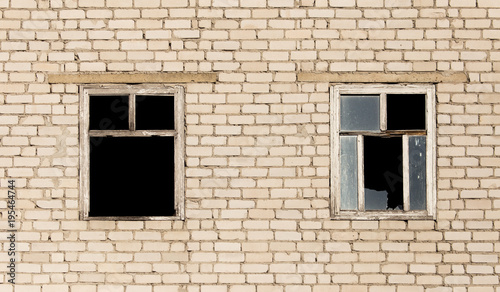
(136, 95, 175, 130)
(387, 94, 426, 130)
(364, 136, 403, 211)
(89, 136, 175, 217)
(89, 96, 129, 130)
(82, 87, 184, 220)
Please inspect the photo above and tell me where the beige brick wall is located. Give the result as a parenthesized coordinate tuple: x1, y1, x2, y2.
(1, 0, 499, 291)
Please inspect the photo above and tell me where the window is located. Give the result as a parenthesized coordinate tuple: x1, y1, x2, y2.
(80, 85, 185, 220)
(331, 85, 436, 220)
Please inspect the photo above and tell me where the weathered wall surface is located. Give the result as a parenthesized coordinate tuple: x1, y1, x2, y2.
(0, 0, 499, 291)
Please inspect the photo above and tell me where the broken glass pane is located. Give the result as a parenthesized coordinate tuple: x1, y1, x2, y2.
(340, 136, 358, 211)
(89, 95, 129, 130)
(136, 95, 175, 130)
(364, 136, 403, 210)
(387, 94, 426, 130)
(89, 136, 175, 217)
(409, 136, 427, 210)
(340, 95, 380, 132)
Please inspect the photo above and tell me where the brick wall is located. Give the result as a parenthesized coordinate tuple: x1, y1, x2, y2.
(1, 0, 499, 291)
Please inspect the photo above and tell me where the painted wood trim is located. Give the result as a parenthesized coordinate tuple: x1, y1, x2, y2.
(86, 216, 183, 221)
(80, 87, 90, 220)
(339, 130, 427, 136)
(427, 85, 437, 219)
(403, 135, 410, 211)
(334, 84, 434, 94)
(175, 85, 186, 220)
(357, 135, 364, 212)
(49, 73, 217, 84)
(330, 86, 340, 216)
(89, 130, 176, 137)
(80, 85, 185, 221)
(331, 84, 436, 220)
(129, 94, 136, 131)
(380, 93, 387, 132)
(331, 211, 433, 221)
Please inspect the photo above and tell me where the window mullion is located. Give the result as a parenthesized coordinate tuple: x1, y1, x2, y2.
(380, 93, 387, 131)
(129, 94, 136, 131)
(332, 87, 341, 215)
(175, 85, 185, 219)
(357, 135, 365, 212)
(89, 130, 176, 137)
(81, 88, 90, 220)
(403, 135, 410, 211)
(332, 85, 434, 219)
(81, 86, 184, 220)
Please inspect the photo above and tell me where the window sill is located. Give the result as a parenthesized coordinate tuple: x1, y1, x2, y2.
(331, 211, 435, 221)
(81, 215, 184, 221)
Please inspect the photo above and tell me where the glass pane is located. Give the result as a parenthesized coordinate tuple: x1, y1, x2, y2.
(136, 95, 175, 130)
(364, 136, 403, 210)
(89, 96, 129, 130)
(340, 136, 358, 210)
(89, 136, 175, 217)
(409, 136, 427, 210)
(387, 94, 426, 130)
(340, 95, 380, 132)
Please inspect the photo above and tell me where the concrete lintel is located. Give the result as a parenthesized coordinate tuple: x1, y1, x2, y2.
(297, 72, 468, 83)
(48, 73, 217, 84)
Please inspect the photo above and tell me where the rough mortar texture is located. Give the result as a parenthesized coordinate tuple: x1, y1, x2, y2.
(0, 0, 499, 291)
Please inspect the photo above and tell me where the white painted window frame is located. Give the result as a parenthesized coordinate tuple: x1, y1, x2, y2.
(331, 84, 436, 220)
(80, 84, 185, 221)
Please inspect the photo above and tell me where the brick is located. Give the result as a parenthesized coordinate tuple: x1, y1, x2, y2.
(478, 0, 500, 7)
(0, 1, 499, 290)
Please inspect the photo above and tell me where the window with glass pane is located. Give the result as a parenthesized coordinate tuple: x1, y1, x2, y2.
(332, 85, 435, 219)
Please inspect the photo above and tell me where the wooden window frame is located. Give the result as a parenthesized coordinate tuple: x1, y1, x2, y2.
(331, 84, 436, 220)
(80, 84, 185, 221)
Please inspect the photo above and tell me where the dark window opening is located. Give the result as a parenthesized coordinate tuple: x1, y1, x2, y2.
(89, 96, 129, 130)
(89, 136, 175, 217)
(387, 94, 426, 130)
(364, 136, 403, 211)
(136, 95, 175, 130)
